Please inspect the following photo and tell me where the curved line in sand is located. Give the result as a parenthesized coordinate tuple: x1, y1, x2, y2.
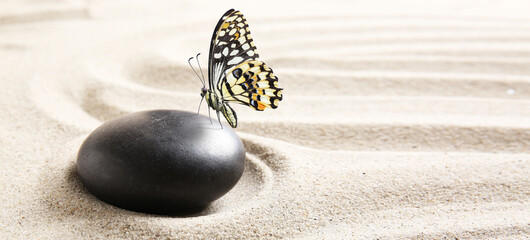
(238, 122, 530, 153)
(0, 8, 90, 25)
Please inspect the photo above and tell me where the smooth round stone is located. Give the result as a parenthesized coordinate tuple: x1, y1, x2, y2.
(76, 110, 245, 215)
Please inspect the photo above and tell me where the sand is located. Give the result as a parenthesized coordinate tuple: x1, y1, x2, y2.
(1, 0, 529, 239)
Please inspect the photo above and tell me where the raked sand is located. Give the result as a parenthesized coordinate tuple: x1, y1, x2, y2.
(1, 0, 529, 239)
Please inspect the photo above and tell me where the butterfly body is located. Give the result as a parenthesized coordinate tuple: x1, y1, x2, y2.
(201, 87, 238, 127)
(197, 9, 282, 128)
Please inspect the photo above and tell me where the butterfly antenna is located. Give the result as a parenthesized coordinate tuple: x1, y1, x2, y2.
(196, 53, 206, 85)
(188, 56, 205, 86)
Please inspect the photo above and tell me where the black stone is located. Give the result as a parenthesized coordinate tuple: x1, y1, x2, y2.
(76, 110, 245, 215)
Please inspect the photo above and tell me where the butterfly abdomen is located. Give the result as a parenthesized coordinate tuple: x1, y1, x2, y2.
(221, 103, 237, 128)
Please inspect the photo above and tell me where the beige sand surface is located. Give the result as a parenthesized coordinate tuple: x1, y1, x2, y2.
(1, 0, 529, 239)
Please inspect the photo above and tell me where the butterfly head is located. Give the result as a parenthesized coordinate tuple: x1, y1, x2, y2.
(200, 87, 208, 97)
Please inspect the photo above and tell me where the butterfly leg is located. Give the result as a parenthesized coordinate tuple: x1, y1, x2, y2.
(207, 107, 213, 124)
(216, 110, 223, 129)
(197, 96, 205, 115)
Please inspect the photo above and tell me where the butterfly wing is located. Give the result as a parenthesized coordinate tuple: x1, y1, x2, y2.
(221, 60, 282, 111)
(208, 9, 259, 92)
(207, 9, 282, 127)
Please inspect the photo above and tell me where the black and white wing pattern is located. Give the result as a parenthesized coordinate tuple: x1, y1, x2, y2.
(208, 9, 283, 112)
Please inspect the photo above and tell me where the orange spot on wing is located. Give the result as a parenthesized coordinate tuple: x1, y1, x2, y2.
(222, 22, 230, 29)
(234, 28, 240, 40)
(257, 102, 267, 110)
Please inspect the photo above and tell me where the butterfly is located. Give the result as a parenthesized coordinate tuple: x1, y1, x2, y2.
(189, 9, 283, 128)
